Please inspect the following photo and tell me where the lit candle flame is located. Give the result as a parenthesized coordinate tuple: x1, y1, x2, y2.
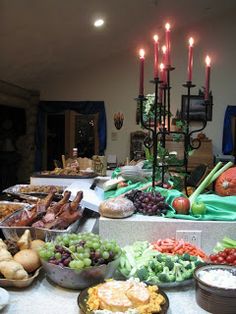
(162, 45, 167, 54)
(189, 37, 194, 47)
(205, 55, 211, 66)
(153, 34, 159, 42)
(165, 23, 171, 31)
(160, 63, 164, 71)
(139, 49, 145, 59)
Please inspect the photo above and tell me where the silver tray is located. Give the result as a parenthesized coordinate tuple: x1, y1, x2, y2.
(3, 184, 66, 199)
(0, 207, 82, 241)
(0, 201, 31, 222)
(33, 172, 97, 179)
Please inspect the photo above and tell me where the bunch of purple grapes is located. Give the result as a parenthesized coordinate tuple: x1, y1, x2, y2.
(47, 245, 72, 267)
(126, 190, 169, 216)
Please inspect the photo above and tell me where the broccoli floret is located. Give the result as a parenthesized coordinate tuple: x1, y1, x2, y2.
(168, 273, 176, 282)
(165, 259, 175, 271)
(155, 254, 165, 263)
(181, 253, 191, 261)
(194, 260, 206, 267)
(149, 260, 163, 273)
(157, 266, 172, 283)
(179, 260, 193, 268)
(173, 264, 186, 282)
(158, 273, 170, 283)
(189, 255, 198, 261)
(182, 268, 194, 280)
(184, 262, 193, 270)
(135, 267, 149, 281)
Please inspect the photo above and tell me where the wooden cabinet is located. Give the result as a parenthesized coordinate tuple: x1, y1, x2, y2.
(165, 138, 214, 171)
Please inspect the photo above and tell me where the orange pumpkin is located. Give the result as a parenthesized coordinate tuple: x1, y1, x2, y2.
(215, 167, 236, 196)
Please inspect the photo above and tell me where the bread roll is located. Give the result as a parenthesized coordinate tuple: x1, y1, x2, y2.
(17, 229, 32, 250)
(30, 239, 45, 252)
(14, 249, 41, 273)
(99, 198, 135, 218)
(0, 239, 8, 250)
(0, 249, 13, 262)
(0, 260, 28, 280)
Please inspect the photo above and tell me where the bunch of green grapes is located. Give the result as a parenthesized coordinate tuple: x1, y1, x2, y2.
(38, 232, 121, 271)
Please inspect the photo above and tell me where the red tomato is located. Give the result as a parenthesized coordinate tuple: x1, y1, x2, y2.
(172, 197, 190, 215)
(226, 255, 234, 264)
(209, 254, 217, 262)
(217, 256, 225, 263)
(219, 251, 227, 258)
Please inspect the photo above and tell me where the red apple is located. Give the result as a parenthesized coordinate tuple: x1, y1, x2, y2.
(172, 196, 190, 215)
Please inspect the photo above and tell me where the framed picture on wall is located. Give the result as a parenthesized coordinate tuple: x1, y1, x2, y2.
(181, 94, 213, 121)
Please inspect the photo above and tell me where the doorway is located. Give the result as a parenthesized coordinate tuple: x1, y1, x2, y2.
(46, 113, 65, 170)
(35, 101, 107, 172)
(44, 110, 99, 170)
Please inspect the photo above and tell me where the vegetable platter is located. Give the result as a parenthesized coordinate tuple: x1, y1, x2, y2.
(118, 239, 207, 287)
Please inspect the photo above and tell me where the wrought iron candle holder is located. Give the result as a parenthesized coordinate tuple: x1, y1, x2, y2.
(136, 65, 212, 190)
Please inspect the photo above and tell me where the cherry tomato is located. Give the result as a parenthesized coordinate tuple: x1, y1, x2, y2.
(232, 252, 236, 260)
(219, 251, 227, 258)
(209, 254, 217, 262)
(217, 256, 225, 263)
(226, 255, 234, 264)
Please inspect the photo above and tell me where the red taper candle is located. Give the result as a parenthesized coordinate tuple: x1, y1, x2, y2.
(165, 23, 171, 66)
(187, 37, 194, 82)
(161, 46, 167, 84)
(204, 55, 211, 100)
(159, 63, 164, 101)
(153, 34, 159, 79)
(139, 49, 145, 96)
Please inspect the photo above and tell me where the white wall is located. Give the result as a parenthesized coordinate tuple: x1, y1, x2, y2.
(41, 10, 236, 163)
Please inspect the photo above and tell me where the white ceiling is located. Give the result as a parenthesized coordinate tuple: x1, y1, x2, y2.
(1, 0, 236, 89)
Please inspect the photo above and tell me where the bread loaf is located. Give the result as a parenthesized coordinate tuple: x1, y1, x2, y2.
(99, 198, 135, 218)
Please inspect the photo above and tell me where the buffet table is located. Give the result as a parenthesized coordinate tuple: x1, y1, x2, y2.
(1, 272, 208, 314)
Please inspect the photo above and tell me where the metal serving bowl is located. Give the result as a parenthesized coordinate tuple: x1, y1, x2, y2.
(193, 264, 236, 314)
(41, 257, 120, 290)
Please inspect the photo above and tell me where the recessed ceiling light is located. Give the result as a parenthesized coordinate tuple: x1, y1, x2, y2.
(94, 19, 104, 27)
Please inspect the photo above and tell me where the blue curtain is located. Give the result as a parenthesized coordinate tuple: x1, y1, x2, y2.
(35, 101, 107, 171)
(222, 105, 236, 154)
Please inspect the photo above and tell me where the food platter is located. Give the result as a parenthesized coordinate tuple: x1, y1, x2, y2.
(3, 184, 66, 199)
(77, 284, 169, 314)
(0, 267, 42, 288)
(33, 172, 97, 179)
(0, 207, 82, 241)
(0, 201, 31, 222)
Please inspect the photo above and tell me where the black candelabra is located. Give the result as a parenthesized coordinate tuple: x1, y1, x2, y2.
(136, 65, 212, 190)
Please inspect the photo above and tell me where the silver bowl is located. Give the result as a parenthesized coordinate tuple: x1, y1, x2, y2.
(41, 257, 120, 290)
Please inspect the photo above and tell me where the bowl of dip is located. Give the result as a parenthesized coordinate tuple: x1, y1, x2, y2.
(193, 264, 236, 314)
